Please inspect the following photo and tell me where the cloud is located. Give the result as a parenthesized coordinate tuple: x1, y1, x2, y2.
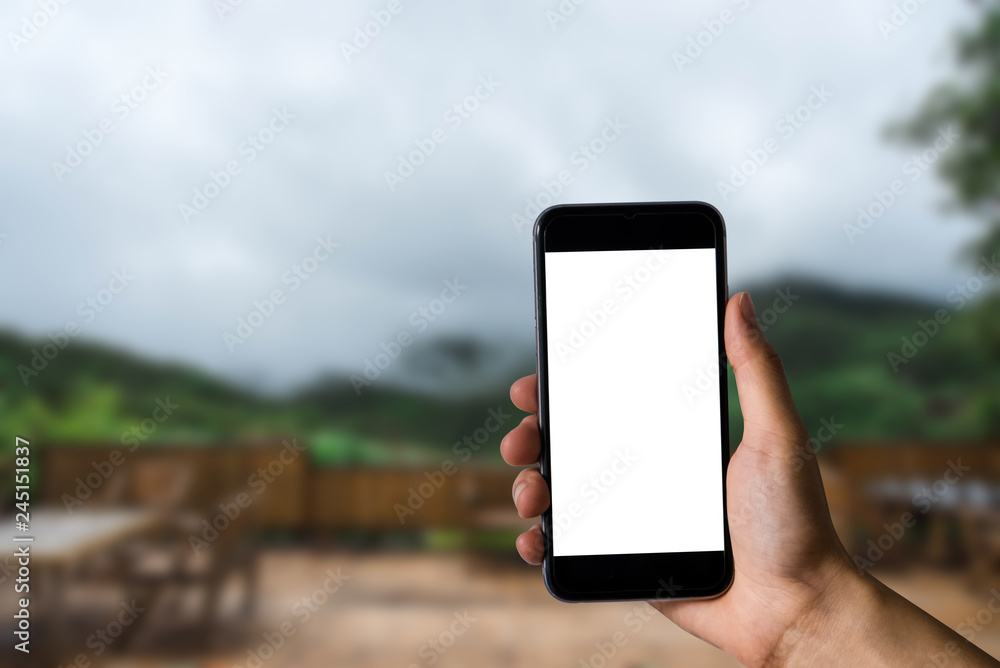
(0, 0, 984, 390)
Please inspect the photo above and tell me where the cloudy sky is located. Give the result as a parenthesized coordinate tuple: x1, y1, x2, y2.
(0, 0, 984, 392)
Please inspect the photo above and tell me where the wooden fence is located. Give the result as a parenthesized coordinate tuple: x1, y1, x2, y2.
(36, 442, 999, 572)
(38, 444, 522, 531)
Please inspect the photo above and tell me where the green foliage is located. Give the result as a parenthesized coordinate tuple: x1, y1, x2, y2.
(1, 277, 998, 469)
(753, 279, 1000, 445)
(892, 5, 1000, 258)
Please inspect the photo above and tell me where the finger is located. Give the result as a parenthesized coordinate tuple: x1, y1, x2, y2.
(510, 374, 538, 414)
(725, 292, 808, 445)
(512, 467, 550, 519)
(516, 523, 545, 565)
(500, 415, 541, 466)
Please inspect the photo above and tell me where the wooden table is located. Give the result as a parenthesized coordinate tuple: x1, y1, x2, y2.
(3, 508, 163, 565)
(3, 508, 166, 663)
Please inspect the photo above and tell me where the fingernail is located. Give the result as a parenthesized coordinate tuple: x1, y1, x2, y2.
(739, 292, 757, 327)
(513, 482, 527, 505)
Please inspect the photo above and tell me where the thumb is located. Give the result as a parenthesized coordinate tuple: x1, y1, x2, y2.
(725, 292, 807, 446)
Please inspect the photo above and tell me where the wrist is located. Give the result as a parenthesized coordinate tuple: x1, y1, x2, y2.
(763, 558, 879, 668)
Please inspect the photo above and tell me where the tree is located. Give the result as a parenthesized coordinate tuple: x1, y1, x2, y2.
(894, 5, 1000, 260)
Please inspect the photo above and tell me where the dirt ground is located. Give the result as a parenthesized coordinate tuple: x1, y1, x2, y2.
(90, 549, 1000, 668)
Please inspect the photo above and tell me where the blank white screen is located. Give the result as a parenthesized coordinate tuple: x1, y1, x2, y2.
(545, 248, 724, 557)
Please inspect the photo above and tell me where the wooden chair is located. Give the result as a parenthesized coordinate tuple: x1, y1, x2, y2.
(120, 453, 258, 652)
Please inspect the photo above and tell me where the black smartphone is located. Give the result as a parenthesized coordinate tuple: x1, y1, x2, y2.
(533, 201, 733, 602)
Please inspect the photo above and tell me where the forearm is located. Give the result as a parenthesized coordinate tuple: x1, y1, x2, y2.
(769, 569, 999, 668)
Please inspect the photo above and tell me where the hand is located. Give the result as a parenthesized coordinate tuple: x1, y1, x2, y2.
(502, 292, 999, 667)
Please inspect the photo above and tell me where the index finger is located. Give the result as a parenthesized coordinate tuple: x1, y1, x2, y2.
(510, 374, 538, 414)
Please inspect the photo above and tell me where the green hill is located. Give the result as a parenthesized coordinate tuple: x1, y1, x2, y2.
(1, 277, 997, 466)
(736, 279, 1000, 445)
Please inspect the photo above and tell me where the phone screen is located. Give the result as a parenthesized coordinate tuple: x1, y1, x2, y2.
(535, 202, 732, 601)
(544, 247, 724, 557)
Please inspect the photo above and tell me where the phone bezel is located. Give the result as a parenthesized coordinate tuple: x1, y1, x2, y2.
(532, 201, 734, 603)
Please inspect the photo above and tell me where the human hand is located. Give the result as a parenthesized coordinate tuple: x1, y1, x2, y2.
(502, 292, 999, 667)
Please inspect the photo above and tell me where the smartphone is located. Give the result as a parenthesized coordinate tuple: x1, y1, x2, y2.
(533, 201, 733, 602)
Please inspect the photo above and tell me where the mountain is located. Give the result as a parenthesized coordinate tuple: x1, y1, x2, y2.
(1, 276, 997, 462)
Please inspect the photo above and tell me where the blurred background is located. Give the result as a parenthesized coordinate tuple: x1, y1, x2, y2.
(2, 0, 999, 666)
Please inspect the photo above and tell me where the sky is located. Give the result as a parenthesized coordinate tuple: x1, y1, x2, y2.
(0, 0, 986, 393)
